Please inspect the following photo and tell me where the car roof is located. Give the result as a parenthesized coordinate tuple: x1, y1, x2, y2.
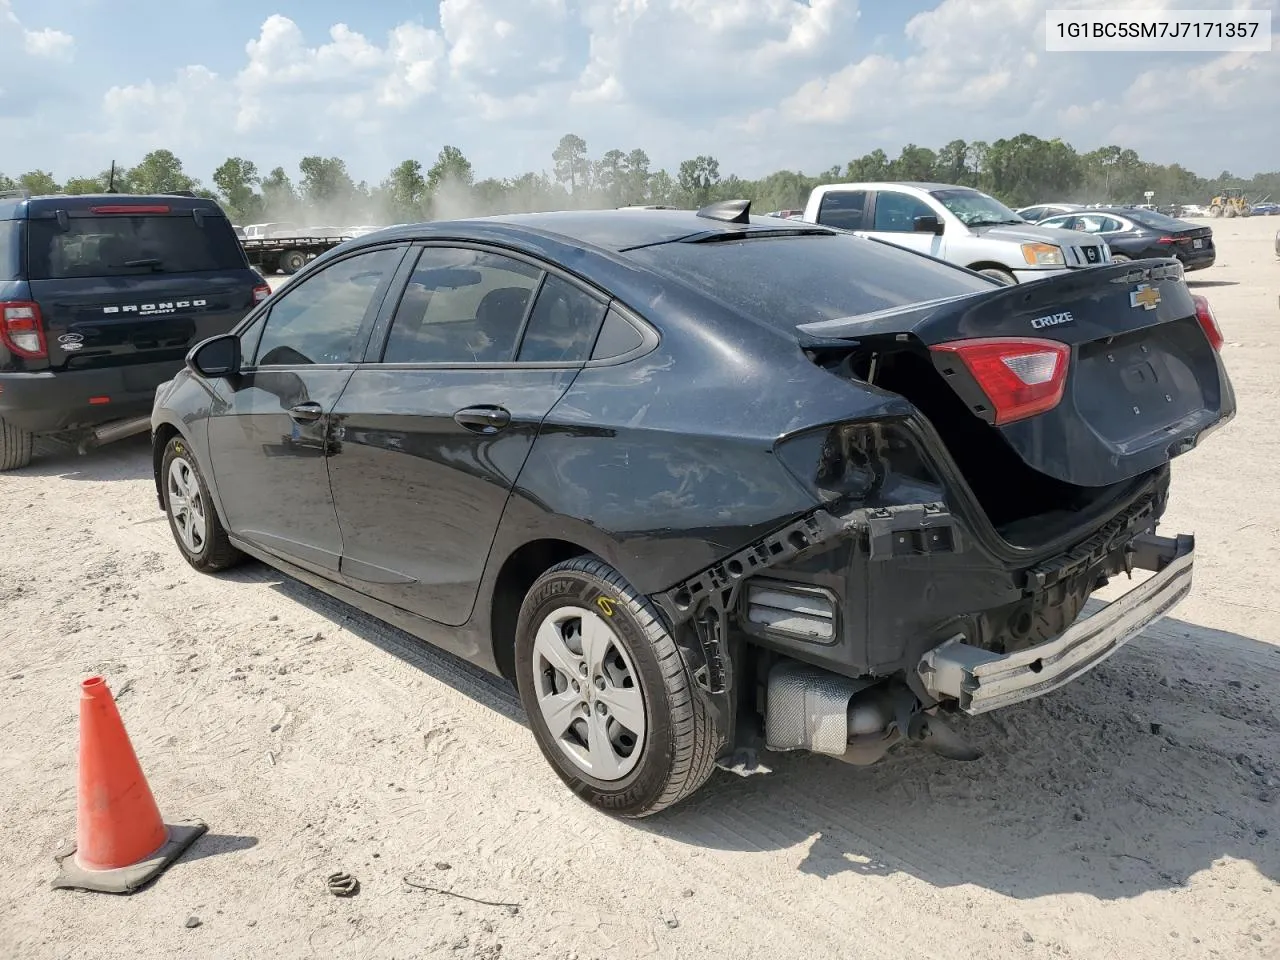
(0, 192, 227, 221)
(368, 208, 833, 253)
(818, 181, 981, 194)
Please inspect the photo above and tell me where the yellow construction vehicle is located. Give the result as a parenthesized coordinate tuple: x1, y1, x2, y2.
(1207, 188, 1253, 218)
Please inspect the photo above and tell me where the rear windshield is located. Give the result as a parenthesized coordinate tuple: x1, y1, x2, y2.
(1121, 208, 1188, 231)
(27, 214, 246, 280)
(627, 233, 996, 326)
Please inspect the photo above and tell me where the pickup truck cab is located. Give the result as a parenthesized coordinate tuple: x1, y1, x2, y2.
(801, 182, 1112, 285)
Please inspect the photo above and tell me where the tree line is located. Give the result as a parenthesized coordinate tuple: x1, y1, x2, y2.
(4, 133, 1277, 227)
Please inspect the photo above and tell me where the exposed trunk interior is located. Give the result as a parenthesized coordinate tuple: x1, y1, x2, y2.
(833, 347, 1148, 548)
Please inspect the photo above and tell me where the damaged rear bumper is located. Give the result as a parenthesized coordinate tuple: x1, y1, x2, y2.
(917, 532, 1194, 715)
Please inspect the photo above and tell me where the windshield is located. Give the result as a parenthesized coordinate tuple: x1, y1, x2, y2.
(28, 214, 246, 280)
(930, 188, 1023, 227)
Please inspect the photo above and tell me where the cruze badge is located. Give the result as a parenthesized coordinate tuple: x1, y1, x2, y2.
(1031, 311, 1073, 329)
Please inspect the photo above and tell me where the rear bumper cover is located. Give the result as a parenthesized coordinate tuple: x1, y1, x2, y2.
(0, 359, 182, 433)
(917, 532, 1193, 714)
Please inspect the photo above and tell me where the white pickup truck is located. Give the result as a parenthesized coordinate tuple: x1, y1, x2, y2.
(799, 181, 1113, 285)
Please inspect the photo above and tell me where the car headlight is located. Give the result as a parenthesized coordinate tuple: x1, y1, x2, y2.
(1021, 242, 1065, 267)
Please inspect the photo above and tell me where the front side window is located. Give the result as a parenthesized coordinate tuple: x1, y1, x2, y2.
(253, 247, 401, 366)
(871, 192, 936, 232)
(382, 248, 541, 363)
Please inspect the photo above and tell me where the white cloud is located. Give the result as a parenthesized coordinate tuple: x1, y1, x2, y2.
(22, 27, 73, 60)
(12, 2, 1280, 188)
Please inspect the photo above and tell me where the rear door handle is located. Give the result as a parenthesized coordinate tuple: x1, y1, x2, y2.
(288, 402, 324, 423)
(454, 405, 511, 434)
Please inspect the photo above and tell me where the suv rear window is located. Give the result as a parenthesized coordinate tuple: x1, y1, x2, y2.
(27, 214, 246, 280)
(627, 233, 995, 326)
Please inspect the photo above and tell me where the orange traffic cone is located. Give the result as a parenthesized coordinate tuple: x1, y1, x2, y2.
(52, 676, 206, 894)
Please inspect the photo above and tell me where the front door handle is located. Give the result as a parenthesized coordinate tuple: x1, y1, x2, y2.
(454, 405, 511, 434)
(288, 402, 324, 423)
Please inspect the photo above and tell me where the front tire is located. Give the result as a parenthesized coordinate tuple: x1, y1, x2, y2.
(1109, 253, 1132, 262)
(514, 557, 721, 818)
(161, 436, 243, 573)
(977, 267, 1017, 286)
(0, 418, 34, 471)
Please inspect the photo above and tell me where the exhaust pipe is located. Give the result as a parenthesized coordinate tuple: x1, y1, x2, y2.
(77, 415, 152, 454)
(765, 658, 982, 765)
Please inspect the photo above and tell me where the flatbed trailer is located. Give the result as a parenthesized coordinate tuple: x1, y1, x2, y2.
(241, 235, 352, 275)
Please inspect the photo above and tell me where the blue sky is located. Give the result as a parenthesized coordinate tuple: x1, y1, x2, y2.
(2, 0, 1276, 189)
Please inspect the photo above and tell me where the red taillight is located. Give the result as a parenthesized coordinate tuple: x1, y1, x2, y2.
(0, 301, 47, 359)
(930, 337, 1071, 426)
(1192, 294, 1224, 351)
(1157, 235, 1190, 245)
(252, 283, 271, 303)
(89, 204, 171, 215)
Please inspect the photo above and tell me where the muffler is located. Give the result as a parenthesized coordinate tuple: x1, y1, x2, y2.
(77, 416, 152, 454)
(765, 658, 982, 765)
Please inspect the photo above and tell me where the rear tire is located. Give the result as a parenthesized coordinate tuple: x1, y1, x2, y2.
(514, 556, 722, 818)
(0, 418, 33, 471)
(279, 250, 307, 274)
(977, 267, 1017, 286)
(161, 436, 243, 573)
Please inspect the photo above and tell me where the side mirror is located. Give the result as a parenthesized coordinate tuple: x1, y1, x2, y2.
(188, 334, 241, 379)
(914, 215, 944, 235)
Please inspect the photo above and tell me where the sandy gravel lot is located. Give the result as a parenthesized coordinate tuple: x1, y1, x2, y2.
(1, 217, 1278, 960)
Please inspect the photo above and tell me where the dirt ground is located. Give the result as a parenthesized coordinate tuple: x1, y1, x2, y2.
(1, 217, 1278, 960)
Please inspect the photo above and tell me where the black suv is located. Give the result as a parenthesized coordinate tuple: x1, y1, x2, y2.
(0, 191, 269, 470)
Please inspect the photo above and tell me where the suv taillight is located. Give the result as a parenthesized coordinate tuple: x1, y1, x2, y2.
(930, 337, 1070, 425)
(252, 283, 271, 304)
(1191, 294, 1224, 351)
(0, 301, 47, 359)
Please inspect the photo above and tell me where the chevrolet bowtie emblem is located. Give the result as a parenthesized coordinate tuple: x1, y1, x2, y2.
(1130, 284, 1161, 311)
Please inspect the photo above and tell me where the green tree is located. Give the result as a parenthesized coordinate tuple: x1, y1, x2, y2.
(63, 176, 105, 194)
(623, 149, 651, 204)
(677, 156, 720, 206)
(595, 149, 627, 207)
(845, 149, 890, 181)
(426, 146, 474, 193)
(381, 159, 427, 221)
(890, 144, 937, 182)
(127, 150, 198, 194)
(212, 157, 262, 222)
(936, 140, 973, 185)
(552, 134, 591, 193)
(298, 156, 356, 214)
(648, 169, 677, 206)
(261, 166, 298, 219)
(18, 170, 60, 195)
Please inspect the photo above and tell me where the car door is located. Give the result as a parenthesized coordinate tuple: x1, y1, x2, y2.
(863, 190, 946, 257)
(204, 243, 408, 575)
(325, 243, 610, 629)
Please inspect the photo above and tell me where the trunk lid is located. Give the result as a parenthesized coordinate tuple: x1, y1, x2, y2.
(797, 259, 1235, 488)
(25, 202, 259, 371)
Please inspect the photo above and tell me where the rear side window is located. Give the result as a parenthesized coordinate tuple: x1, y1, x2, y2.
(628, 233, 995, 327)
(516, 275, 608, 363)
(382, 248, 541, 363)
(815, 191, 867, 230)
(0, 222, 20, 281)
(27, 213, 246, 280)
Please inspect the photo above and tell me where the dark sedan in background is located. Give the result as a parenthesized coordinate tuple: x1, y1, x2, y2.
(1037, 207, 1216, 272)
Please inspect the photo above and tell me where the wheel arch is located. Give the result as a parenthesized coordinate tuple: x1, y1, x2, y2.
(487, 537, 593, 683)
(965, 260, 1017, 276)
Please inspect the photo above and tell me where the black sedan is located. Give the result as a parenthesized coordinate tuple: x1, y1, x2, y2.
(1037, 207, 1216, 271)
(151, 203, 1233, 817)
